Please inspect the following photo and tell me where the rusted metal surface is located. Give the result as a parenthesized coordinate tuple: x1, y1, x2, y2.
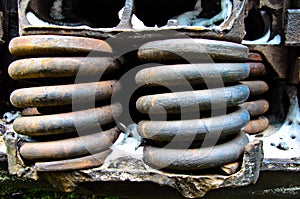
(35, 149, 112, 172)
(247, 53, 263, 62)
(247, 45, 288, 79)
(20, 127, 120, 161)
(138, 39, 249, 62)
(9, 35, 112, 57)
(240, 99, 269, 117)
(13, 103, 122, 136)
(285, 9, 300, 46)
(136, 85, 250, 114)
(18, 0, 247, 43)
(8, 57, 120, 80)
(220, 162, 240, 175)
(10, 81, 121, 108)
(243, 116, 269, 134)
(143, 132, 249, 170)
(240, 81, 269, 96)
(246, 62, 268, 77)
(21, 107, 41, 116)
(290, 56, 300, 84)
(137, 108, 250, 142)
(136, 63, 250, 87)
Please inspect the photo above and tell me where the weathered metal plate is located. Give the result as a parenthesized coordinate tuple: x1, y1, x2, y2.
(240, 100, 269, 117)
(143, 132, 249, 170)
(138, 39, 249, 62)
(13, 103, 122, 136)
(35, 149, 112, 172)
(240, 81, 269, 96)
(285, 9, 300, 46)
(247, 45, 288, 79)
(136, 63, 250, 87)
(243, 116, 269, 134)
(136, 85, 250, 114)
(9, 35, 112, 57)
(20, 127, 120, 161)
(8, 57, 120, 80)
(10, 81, 121, 108)
(137, 108, 250, 142)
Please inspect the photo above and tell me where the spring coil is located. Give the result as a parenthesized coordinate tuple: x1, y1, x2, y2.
(241, 53, 270, 135)
(135, 38, 252, 171)
(8, 35, 122, 171)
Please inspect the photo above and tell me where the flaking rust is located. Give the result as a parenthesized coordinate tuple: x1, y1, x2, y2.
(35, 140, 263, 197)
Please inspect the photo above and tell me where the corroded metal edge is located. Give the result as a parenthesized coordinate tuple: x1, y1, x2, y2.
(39, 140, 262, 198)
(261, 158, 300, 172)
(18, 0, 247, 43)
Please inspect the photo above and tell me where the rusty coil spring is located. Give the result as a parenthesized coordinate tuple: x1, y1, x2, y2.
(8, 35, 122, 170)
(241, 53, 270, 134)
(135, 38, 253, 171)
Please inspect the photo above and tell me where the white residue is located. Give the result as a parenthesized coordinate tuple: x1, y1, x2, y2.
(50, 0, 65, 20)
(118, 7, 147, 29)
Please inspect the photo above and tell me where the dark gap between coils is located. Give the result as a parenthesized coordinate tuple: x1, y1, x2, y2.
(36, 98, 113, 115)
(20, 122, 117, 142)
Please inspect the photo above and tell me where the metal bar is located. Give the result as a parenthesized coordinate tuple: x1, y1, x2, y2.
(138, 39, 249, 62)
(137, 108, 250, 142)
(9, 35, 112, 57)
(240, 99, 269, 117)
(243, 116, 269, 134)
(13, 103, 122, 136)
(240, 81, 269, 96)
(35, 149, 112, 172)
(10, 81, 121, 108)
(143, 132, 249, 170)
(8, 57, 120, 80)
(136, 63, 250, 87)
(137, 85, 249, 114)
(20, 127, 120, 161)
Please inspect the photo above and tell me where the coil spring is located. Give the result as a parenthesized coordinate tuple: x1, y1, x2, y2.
(135, 38, 252, 171)
(8, 35, 122, 171)
(241, 53, 270, 134)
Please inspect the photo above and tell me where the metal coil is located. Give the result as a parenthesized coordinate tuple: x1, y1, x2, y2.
(9, 35, 112, 56)
(136, 85, 249, 114)
(243, 116, 270, 134)
(240, 81, 269, 96)
(135, 63, 250, 87)
(10, 81, 121, 108)
(143, 132, 248, 170)
(137, 108, 249, 142)
(20, 127, 120, 161)
(8, 57, 120, 80)
(35, 149, 112, 172)
(240, 99, 269, 117)
(138, 38, 249, 62)
(13, 103, 122, 136)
